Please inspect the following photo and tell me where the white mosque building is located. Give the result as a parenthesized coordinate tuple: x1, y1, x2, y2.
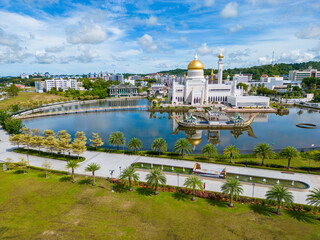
(168, 54, 269, 107)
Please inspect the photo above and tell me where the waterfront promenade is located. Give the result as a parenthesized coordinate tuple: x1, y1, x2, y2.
(0, 126, 319, 205)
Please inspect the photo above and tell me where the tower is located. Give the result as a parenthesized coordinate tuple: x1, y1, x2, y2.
(210, 68, 214, 84)
(218, 53, 224, 84)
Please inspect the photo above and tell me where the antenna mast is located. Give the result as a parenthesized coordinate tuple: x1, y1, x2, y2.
(271, 51, 275, 67)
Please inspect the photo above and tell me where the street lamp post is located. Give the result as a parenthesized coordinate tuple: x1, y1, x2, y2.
(252, 183, 255, 199)
(119, 166, 122, 175)
(177, 173, 179, 186)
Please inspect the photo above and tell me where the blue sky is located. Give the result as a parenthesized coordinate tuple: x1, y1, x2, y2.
(0, 0, 320, 75)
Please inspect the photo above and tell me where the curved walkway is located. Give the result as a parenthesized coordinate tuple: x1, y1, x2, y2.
(0, 127, 319, 205)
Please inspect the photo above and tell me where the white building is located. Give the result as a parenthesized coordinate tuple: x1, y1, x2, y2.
(233, 74, 252, 83)
(35, 78, 79, 92)
(20, 73, 29, 79)
(289, 66, 319, 81)
(151, 84, 166, 96)
(168, 54, 269, 107)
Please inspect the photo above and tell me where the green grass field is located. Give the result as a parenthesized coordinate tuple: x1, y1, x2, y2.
(0, 92, 68, 110)
(0, 169, 319, 239)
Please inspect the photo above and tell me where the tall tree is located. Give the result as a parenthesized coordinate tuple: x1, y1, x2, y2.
(9, 134, 23, 148)
(75, 131, 87, 142)
(151, 138, 167, 155)
(174, 138, 192, 158)
(31, 128, 41, 136)
(43, 135, 57, 154)
(6, 157, 14, 170)
(128, 137, 143, 153)
(306, 188, 320, 207)
(44, 129, 55, 138)
(30, 135, 44, 153)
(146, 168, 166, 195)
(221, 177, 243, 207)
(41, 160, 52, 178)
(223, 145, 240, 163)
(109, 131, 125, 150)
(90, 132, 104, 150)
(85, 162, 101, 186)
(71, 139, 87, 159)
(202, 144, 217, 161)
(183, 174, 204, 201)
(57, 130, 71, 143)
(18, 157, 29, 174)
(120, 166, 140, 191)
(253, 143, 274, 166)
(266, 185, 294, 215)
(280, 146, 300, 169)
(20, 134, 32, 151)
(66, 160, 79, 183)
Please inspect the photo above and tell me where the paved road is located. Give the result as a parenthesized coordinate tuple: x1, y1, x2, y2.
(1, 127, 319, 205)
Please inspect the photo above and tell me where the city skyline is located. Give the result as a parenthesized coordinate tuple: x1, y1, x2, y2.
(0, 0, 320, 75)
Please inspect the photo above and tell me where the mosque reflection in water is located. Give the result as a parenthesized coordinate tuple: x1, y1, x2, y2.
(149, 111, 269, 150)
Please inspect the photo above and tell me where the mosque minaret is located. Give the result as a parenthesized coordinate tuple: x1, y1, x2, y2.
(217, 53, 224, 85)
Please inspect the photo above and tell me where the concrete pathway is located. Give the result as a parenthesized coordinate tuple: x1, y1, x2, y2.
(1, 127, 319, 205)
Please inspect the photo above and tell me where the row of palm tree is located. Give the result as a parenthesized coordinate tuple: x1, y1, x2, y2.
(65, 162, 320, 213)
(108, 132, 301, 169)
(12, 128, 301, 169)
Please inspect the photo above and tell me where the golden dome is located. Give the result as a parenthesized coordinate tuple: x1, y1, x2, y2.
(218, 53, 224, 58)
(188, 54, 204, 70)
(188, 60, 204, 70)
(187, 138, 202, 146)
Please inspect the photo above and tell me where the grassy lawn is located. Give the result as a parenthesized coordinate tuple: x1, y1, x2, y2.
(0, 92, 69, 110)
(0, 169, 319, 240)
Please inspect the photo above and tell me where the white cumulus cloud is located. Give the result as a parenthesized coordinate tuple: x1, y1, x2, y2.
(221, 2, 238, 18)
(197, 43, 223, 56)
(146, 16, 159, 26)
(296, 24, 320, 39)
(66, 22, 108, 44)
(230, 24, 243, 33)
(138, 34, 158, 53)
(35, 51, 56, 64)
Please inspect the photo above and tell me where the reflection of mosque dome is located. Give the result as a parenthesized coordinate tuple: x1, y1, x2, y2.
(187, 137, 202, 146)
(218, 53, 224, 58)
(188, 59, 204, 70)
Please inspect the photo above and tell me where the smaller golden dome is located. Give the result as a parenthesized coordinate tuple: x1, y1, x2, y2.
(218, 53, 224, 58)
(187, 138, 202, 146)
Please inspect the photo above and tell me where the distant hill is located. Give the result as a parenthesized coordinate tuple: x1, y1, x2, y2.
(157, 61, 320, 80)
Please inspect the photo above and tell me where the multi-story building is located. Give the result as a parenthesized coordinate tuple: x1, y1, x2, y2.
(35, 81, 46, 93)
(233, 74, 252, 83)
(36, 78, 79, 92)
(289, 66, 319, 81)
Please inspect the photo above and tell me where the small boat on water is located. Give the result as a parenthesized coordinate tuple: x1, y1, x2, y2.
(174, 111, 257, 129)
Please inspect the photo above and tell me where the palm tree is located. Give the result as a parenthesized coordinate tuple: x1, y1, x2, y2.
(151, 138, 167, 155)
(306, 188, 320, 207)
(120, 166, 140, 191)
(85, 162, 101, 186)
(223, 145, 240, 163)
(221, 177, 243, 207)
(202, 144, 217, 161)
(109, 131, 125, 151)
(280, 146, 300, 169)
(266, 185, 294, 214)
(183, 174, 203, 201)
(174, 138, 192, 158)
(253, 143, 274, 166)
(146, 168, 167, 195)
(66, 160, 79, 183)
(128, 138, 143, 153)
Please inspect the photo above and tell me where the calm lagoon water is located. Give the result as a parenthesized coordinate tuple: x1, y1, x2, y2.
(23, 101, 320, 153)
